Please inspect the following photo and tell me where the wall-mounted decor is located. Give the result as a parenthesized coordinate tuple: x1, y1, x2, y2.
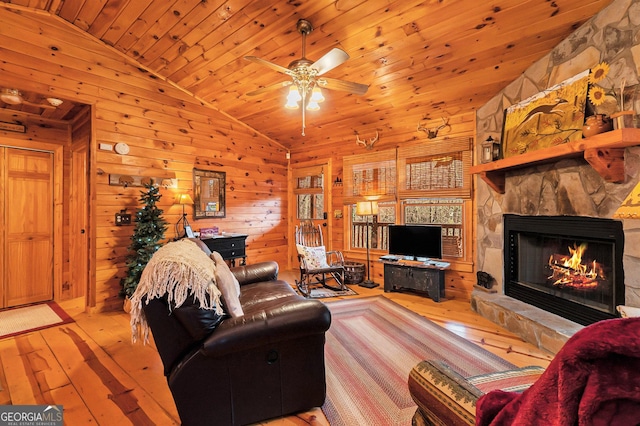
(193, 168, 226, 219)
(109, 174, 176, 188)
(417, 117, 450, 139)
(0, 121, 26, 133)
(355, 131, 379, 149)
(501, 70, 589, 158)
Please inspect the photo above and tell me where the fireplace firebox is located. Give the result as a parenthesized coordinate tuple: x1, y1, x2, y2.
(504, 215, 624, 325)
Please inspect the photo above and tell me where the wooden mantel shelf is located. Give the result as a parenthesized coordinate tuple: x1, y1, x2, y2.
(470, 128, 640, 193)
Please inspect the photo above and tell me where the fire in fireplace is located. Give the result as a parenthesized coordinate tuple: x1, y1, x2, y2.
(504, 215, 625, 325)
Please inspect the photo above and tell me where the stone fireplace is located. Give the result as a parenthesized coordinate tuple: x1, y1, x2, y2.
(471, 0, 640, 353)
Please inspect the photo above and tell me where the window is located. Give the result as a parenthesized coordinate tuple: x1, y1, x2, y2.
(343, 137, 474, 266)
(293, 165, 324, 220)
(402, 198, 465, 258)
(343, 149, 396, 205)
(350, 201, 396, 250)
(404, 152, 464, 191)
(398, 137, 472, 198)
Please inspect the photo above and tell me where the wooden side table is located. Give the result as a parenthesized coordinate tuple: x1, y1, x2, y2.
(201, 233, 248, 266)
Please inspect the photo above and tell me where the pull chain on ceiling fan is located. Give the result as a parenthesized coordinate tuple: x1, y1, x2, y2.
(245, 19, 368, 136)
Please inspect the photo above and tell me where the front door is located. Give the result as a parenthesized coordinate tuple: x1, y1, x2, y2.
(1, 147, 54, 307)
(290, 162, 332, 264)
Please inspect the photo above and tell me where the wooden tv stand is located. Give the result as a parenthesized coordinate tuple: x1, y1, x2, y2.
(381, 260, 447, 302)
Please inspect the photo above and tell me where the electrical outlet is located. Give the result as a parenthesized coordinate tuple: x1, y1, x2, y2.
(115, 210, 132, 226)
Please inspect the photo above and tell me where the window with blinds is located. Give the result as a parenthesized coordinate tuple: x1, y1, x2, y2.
(343, 149, 396, 205)
(343, 139, 474, 265)
(397, 137, 472, 198)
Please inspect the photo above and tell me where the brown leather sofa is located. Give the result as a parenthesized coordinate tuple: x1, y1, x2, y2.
(143, 259, 332, 426)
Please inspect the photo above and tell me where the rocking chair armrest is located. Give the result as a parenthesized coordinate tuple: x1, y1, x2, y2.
(326, 250, 344, 265)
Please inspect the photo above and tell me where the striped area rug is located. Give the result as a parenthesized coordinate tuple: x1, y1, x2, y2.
(0, 302, 73, 340)
(322, 296, 516, 425)
(308, 285, 358, 299)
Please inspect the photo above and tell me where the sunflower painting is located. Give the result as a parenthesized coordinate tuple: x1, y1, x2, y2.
(501, 70, 590, 158)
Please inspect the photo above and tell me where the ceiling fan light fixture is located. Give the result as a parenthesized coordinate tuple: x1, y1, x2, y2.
(306, 101, 320, 111)
(310, 87, 325, 103)
(46, 97, 63, 107)
(1, 88, 23, 105)
(285, 85, 302, 109)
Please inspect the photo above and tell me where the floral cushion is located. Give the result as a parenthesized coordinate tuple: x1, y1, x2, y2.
(296, 244, 330, 269)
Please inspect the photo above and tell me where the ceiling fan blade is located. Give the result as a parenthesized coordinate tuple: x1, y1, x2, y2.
(312, 48, 349, 76)
(318, 77, 368, 96)
(246, 81, 292, 96)
(244, 56, 292, 75)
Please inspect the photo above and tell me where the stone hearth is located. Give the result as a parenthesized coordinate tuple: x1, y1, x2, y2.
(471, 291, 582, 355)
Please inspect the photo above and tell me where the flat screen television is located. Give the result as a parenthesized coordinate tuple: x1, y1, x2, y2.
(388, 224, 443, 260)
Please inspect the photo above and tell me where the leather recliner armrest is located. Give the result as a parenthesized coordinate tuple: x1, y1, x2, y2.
(201, 298, 331, 357)
(231, 261, 279, 286)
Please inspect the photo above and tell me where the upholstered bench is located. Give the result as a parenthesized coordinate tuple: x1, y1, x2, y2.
(408, 360, 545, 426)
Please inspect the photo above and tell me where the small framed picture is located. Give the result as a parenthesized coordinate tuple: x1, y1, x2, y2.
(184, 225, 195, 238)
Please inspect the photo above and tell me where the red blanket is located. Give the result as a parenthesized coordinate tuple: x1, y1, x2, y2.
(476, 317, 640, 426)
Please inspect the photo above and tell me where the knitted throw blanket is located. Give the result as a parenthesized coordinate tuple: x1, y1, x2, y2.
(130, 239, 223, 343)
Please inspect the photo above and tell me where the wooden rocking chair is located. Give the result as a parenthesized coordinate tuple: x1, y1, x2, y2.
(295, 220, 346, 297)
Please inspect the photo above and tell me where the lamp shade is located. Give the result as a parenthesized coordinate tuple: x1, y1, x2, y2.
(174, 193, 194, 205)
(285, 85, 302, 109)
(614, 180, 640, 219)
(356, 200, 379, 216)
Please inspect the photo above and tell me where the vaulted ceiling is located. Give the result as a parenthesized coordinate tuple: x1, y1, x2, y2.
(0, 0, 612, 147)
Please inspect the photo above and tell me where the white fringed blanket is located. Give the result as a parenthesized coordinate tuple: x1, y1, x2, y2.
(130, 239, 223, 343)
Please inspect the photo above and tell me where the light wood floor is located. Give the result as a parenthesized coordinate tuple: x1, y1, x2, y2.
(0, 270, 553, 425)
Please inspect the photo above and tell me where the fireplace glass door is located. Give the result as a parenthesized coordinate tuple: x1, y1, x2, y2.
(504, 215, 624, 325)
(514, 233, 615, 314)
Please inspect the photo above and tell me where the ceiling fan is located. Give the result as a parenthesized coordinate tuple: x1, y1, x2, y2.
(245, 19, 368, 135)
(0, 88, 62, 109)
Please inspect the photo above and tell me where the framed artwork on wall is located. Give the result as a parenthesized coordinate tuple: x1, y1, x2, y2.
(193, 168, 226, 219)
(501, 70, 590, 158)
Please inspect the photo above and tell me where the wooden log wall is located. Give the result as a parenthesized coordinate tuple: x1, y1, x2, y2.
(289, 112, 479, 301)
(0, 8, 288, 312)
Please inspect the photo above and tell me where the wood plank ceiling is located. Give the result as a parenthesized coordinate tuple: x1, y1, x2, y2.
(0, 0, 612, 148)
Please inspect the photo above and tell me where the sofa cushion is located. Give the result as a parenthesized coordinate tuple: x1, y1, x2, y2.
(211, 251, 244, 318)
(130, 239, 224, 344)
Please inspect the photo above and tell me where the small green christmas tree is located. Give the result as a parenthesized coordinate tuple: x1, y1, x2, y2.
(120, 181, 167, 298)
